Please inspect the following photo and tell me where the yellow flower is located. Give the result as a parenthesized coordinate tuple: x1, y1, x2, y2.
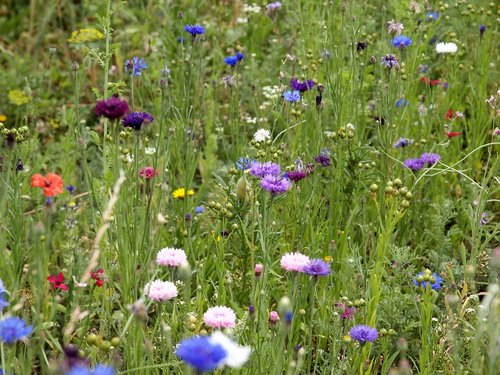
(67, 28, 104, 43)
(0, 114, 6, 122)
(172, 188, 195, 199)
(324, 255, 333, 263)
(8, 89, 31, 106)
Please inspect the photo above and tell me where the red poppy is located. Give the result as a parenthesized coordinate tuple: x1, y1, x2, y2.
(48, 272, 69, 291)
(32, 173, 64, 197)
(445, 109, 454, 120)
(90, 268, 104, 287)
(446, 131, 462, 138)
(420, 76, 441, 86)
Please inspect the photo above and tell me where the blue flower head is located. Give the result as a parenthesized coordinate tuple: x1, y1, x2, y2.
(0, 279, 8, 311)
(396, 98, 409, 108)
(184, 24, 205, 37)
(392, 35, 412, 49)
(125, 57, 147, 76)
(236, 52, 245, 61)
(413, 272, 442, 290)
(283, 90, 301, 103)
(236, 157, 253, 171)
(224, 56, 238, 67)
(195, 205, 205, 214)
(0, 317, 33, 344)
(176, 336, 227, 372)
(66, 367, 91, 375)
(93, 364, 115, 375)
(425, 12, 440, 21)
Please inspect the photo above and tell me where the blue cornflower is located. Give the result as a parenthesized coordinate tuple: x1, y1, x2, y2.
(236, 52, 245, 61)
(0, 317, 33, 344)
(122, 112, 154, 131)
(66, 367, 91, 375)
(125, 57, 147, 76)
(285, 311, 293, 324)
(195, 206, 205, 214)
(66, 185, 75, 194)
(177, 36, 185, 43)
(302, 259, 332, 277)
(349, 325, 378, 344)
(403, 158, 424, 171)
(184, 24, 205, 37)
(224, 56, 238, 67)
(176, 336, 227, 372)
(0, 280, 8, 311)
(236, 157, 253, 171)
(425, 12, 440, 21)
(413, 272, 442, 290)
(393, 137, 414, 148)
(283, 90, 301, 103)
(479, 25, 486, 36)
(93, 365, 115, 375)
(392, 35, 412, 49)
(396, 98, 409, 108)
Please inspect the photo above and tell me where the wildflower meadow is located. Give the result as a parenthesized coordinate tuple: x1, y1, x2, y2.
(1, 1, 499, 374)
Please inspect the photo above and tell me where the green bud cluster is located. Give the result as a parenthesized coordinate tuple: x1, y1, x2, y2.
(0, 123, 30, 143)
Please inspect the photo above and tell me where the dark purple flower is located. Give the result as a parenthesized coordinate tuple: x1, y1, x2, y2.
(260, 175, 292, 195)
(249, 162, 281, 178)
(287, 170, 307, 182)
(349, 325, 378, 344)
(123, 112, 154, 131)
(66, 185, 75, 194)
(480, 212, 488, 225)
(95, 96, 130, 120)
(290, 78, 315, 92)
(316, 95, 323, 108)
(302, 259, 332, 277)
(403, 158, 424, 171)
(420, 152, 441, 166)
(314, 153, 331, 167)
(479, 24, 486, 37)
(16, 158, 23, 173)
(236, 52, 245, 61)
(356, 42, 367, 51)
(381, 54, 400, 70)
(393, 137, 414, 148)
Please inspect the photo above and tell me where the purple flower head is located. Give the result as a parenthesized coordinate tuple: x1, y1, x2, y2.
(95, 96, 130, 120)
(123, 112, 154, 131)
(16, 158, 23, 173)
(291, 78, 315, 92)
(403, 158, 425, 171)
(236, 52, 245, 61)
(286, 170, 307, 182)
(336, 303, 357, 320)
(184, 24, 205, 37)
(393, 137, 414, 148)
(124, 57, 147, 76)
(260, 175, 292, 195)
(480, 212, 489, 225)
(224, 56, 238, 67)
(283, 90, 301, 103)
(195, 205, 205, 214)
(479, 24, 486, 36)
(413, 272, 442, 290)
(249, 162, 281, 178)
(266, 2, 282, 19)
(314, 153, 331, 167)
(175, 336, 226, 372)
(420, 152, 441, 166)
(350, 325, 378, 344)
(66, 185, 75, 194)
(302, 259, 332, 277)
(381, 54, 400, 70)
(0, 317, 33, 344)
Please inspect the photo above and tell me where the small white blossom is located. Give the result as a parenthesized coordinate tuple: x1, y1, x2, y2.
(145, 147, 156, 154)
(436, 42, 458, 54)
(253, 128, 271, 143)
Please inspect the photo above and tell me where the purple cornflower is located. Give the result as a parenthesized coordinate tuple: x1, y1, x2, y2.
(413, 272, 442, 290)
(125, 57, 147, 76)
(393, 137, 414, 148)
(283, 90, 301, 103)
(349, 325, 378, 344)
(0, 317, 33, 344)
(403, 158, 424, 171)
(260, 175, 292, 195)
(381, 54, 400, 70)
(195, 206, 205, 214)
(123, 112, 154, 131)
(302, 259, 332, 277)
(224, 56, 238, 67)
(290, 78, 315, 92)
(184, 24, 205, 37)
(420, 152, 441, 166)
(479, 25, 486, 37)
(480, 212, 488, 225)
(266, 2, 282, 19)
(66, 185, 75, 194)
(16, 158, 23, 173)
(314, 152, 331, 167)
(249, 162, 281, 178)
(392, 35, 412, 49)
(95, 96, 130, 120)
(286, 170, 307, 182)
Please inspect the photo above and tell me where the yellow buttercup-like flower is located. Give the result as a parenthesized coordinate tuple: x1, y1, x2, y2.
(324, 256, 333, 263)
(172, 188, 195, 199)
(67, 28, 104, 43)
(0, 114, 7, 122)
(8, 90, 31, 106)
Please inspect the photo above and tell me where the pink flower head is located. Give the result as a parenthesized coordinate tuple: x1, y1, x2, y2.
(203, 306, 236, 329)
(48, 272, 69, 291)
(280, 252, 310, 272)
(156, 247, 188, 267)
(147, 280, 178, 301)
(254, 263, 263, 277)
(269, 311, 279, 324)
(139, 167, 158, 180)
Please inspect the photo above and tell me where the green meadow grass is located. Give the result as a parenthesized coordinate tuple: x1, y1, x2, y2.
(0, 0, 499, 374)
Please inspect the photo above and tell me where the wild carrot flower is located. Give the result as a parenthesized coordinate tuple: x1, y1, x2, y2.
(0, 317, 33, 344)
(280, 252, 310, 272)
(413, 271, 442, 290)
(283, 90, 301, 102)
(349, 325, 378, 344)
(249, 162, 281, 178)
(32, 173, 64, 197)
(156, 247, 187, 267)
(139, 167, 158, 179)
(302, 259, 332, 277)
(146, 280, 178, 301)
(203, 306, 236, 329)
(123, 112, 154, 131)
(260, 175, 292, 195)
(392, 35, 412, 49)
(172, 188, 195, 199)
(124, 56, 147, 76)
(48, 272, 69, 291)
(95, 96, 129, 120)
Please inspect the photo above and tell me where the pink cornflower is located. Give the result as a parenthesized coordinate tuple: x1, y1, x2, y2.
(156, 247, 188, 267)
(139, 167, 158, 179)
(254, 264, 263, 277)
(280, 252, 310, 272)
(269, 311, 279, 325)
(203, 306, 236, 329)
(147, 280, 178, 301)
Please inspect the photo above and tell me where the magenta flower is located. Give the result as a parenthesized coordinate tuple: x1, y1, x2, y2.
(156, 247, 187, 267)
(254, 264, 263, 277)
(95, 96, 129, 120)
(139, 167, 158, 179)
(203, 306, 236, 329)
(146, 280, 178, 301)
(269, 311, 279, 325)
(280, 252, 310, 272)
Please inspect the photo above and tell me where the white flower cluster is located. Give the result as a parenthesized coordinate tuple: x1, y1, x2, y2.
(243, 3, 261, 13)
(262, 85, 281, 99)
(436, 42, 458, 54)
(253, 128, 271, 142)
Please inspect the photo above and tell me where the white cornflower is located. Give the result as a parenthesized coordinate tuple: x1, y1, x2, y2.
(253, 128, 271, 143)
(436, 42, 458, 54)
